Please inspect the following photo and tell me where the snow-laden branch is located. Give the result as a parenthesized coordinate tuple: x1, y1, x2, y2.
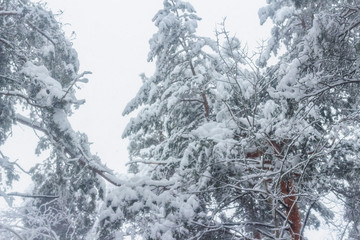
(0, 10, 55, 46)
(302, 79, 360, 99)
(14, 114, 123, 185)
(14, 114, 175, 188)
(15, 114, 48, 134)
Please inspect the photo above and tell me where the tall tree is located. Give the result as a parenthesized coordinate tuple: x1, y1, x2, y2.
(99, 0, 316, 239)
(259, 0, 360, 238)
(99, 0, 222, 238)
(111, 0, 360, 239)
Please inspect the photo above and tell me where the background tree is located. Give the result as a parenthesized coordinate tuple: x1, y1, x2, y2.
(0, 0, 120, 238)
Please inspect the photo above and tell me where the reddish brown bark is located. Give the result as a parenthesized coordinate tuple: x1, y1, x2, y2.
(246, 149, 264, 159)
(201, 93, 209, 117)
(280, 179, 302, 240)
(254, 231, 261, 240)
(245, 139, 302, 240)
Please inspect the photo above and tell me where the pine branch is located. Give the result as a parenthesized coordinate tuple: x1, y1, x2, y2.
(15, 114, 124, 186)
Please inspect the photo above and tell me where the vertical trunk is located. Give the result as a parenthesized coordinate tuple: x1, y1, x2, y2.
(246, 140, 302, 239)
(201, 93, 209, 117)
(281, 179, 302, 240)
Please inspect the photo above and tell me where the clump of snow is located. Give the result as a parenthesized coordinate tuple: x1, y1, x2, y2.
(21, 61, 73, 106)
(191, 122, 233, 142)
(263, 100, 278, 119)
(274, 6, 295, 25)
(40, 44, 55, 57)
(167, 95, 178, 109)
(258, 6, 270, 25)
(52, 109, 74, 133)
(176, 1, 196, 13)
(21, 62, 61, 89)
(185, 19, 197, 33)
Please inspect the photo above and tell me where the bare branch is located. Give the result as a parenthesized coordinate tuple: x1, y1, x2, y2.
(126, 160, 167, 165)
(0, 38, 13, 48)
(300, 199, 318, 240)
(60, 71, 92, 102)
(0, 11, 20, 16)
(180, 98, 204, 104)
(7, 192, 59, 199)
(338, 20, 360, 38)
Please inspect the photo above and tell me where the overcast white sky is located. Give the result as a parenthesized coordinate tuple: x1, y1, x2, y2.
(3, 1, 336, 238)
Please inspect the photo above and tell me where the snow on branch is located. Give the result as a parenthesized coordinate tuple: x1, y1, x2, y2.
(14, 114, 172, 188)
(0, 11, 20, 16)
(15, 114, 48, 134)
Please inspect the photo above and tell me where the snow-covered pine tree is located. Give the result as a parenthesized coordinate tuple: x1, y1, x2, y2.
(260, 0, 360, 238)
(99, 1, 223, 238)
(2, 0, 358, 239)
(100, 0, 315, 239)
(0, 0, 119, 238)
(208, 23, 326, 239)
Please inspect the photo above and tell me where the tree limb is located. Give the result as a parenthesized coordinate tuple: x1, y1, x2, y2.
(7, 192, 59, 199)
(0, 91, 46, 108)
(0, 11, 20, 16)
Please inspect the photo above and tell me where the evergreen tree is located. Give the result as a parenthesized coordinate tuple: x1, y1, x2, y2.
(99, 1, 221, 238)
(1, 0, 359, 239)
(99, 0, 313, 239)
(260, 0, 360, 238)
(109, 0, 360, 239)
(0, 0, 117, 238)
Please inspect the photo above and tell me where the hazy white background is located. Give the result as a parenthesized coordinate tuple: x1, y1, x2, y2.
(3, 0, 337, 239)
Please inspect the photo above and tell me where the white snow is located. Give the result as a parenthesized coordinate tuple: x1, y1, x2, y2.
(21, 62, 61, 89)
(40, 44, 55, 57)
(263, 99, 278, 119)
(191, 121, 233, 142)
(52, 109, 75, 135)
(274, 6, 295, 25)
